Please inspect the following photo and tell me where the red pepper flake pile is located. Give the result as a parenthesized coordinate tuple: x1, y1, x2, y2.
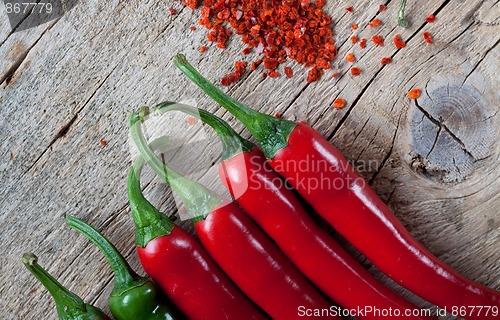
(199, 45, 208, 53)
(221, 61, 247, 86)
(351, 23, 358, 30)
(350, 67, 361, 76)
(381, 57, 392, 65)
(100, 139, 107, 147)
(371, 35, 384, 46)
(378, 4, 387, 12)
(407, 88, 421, 99)
(369, 18, 382, 28)
(194, 0, 337, 83)
(169, 8, 177, 15)
(333, 98, 347, 109)
(284, 66, 293, 79)
(423, 31, 433, 44)
(359, 38, 367, 49)
(393, 34, 406, 49)
(346, 6, 354, 12)
(425, 14, 437, 23)
(345, 53, 355, 62)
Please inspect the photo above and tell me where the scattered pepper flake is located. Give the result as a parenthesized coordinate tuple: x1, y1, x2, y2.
(359, 38, 367, 48)
(187, 116, 196, 125)
(381, 57, 392, 65)
(379, 4, 387, 12)
(372, 35, 384, 46)
(168, 8, 177, 15)
(423, 31, 433, 44)
(284, 67, 293, 78)
(221, 61, 247, 86)
(189, 26, 196, 31)
(183, 0, 197, 9)
(425, 14, 437, 23)
(393, 34, 406, 49)
(274, 112, 281, 118)
(345, 53, 355, 62)
(269, 71, 280, 78)
(407, 88, 421, 99)
(350, 35, 358, 44)
(242, 47, 251, 55)
(350, 67, 361, 76)
(369, 18, 382, 28)
(351, 23, 359, 30)
(333, 98, 347, 109)
(199, 45, 207, 53)
(100, 139, 107, 147)
(346, 6, 354, 12)
(331, 72, 339, 78)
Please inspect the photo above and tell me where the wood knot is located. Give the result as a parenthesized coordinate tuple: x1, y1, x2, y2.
(408, 85, 496, 183)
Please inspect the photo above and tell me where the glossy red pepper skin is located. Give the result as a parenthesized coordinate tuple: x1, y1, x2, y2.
(267, 122, 500, 320)
(137, 226, 265, 320)
(219, 147, 436, 320)
(194, 201, 339, 320)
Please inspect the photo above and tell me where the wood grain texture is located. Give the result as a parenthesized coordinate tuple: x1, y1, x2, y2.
(0, 0, 498, 319)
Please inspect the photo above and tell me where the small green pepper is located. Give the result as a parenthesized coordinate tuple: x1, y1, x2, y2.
(22, 253, 110, 320)
(66, 216, 183, 320)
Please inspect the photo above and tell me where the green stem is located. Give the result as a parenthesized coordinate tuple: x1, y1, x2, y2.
(173, 53, 297, 159)
(66, 217, 138, 291)
(22, 253, 86, 315)
(153, 101, 255, 160)
(129, 137, 176, 248)
(130, 109, 223, 221)
(398, 0, 408, 28)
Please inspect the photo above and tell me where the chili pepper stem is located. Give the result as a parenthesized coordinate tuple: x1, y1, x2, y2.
(130, 110, 223, 220)
(173, 54, 297, 159)
(22, 253, 86, 314)
(398, 0, 408, 28)
(153, 101, 255, 160)
(129, 137, 176, 247)
(66, 217, 140, 293)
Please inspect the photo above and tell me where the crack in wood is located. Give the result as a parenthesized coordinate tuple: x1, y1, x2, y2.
(462, 37, 500, 87)
(0, 0, 43, 48)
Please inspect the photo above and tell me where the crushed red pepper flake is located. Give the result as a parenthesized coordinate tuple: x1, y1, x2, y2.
(346, 6, 354, 12)
(381, 57, 392, 65)
(379, 4, 387, 12)
(351, 23, 359, 30)
(195, 0, 337, 83)
(407, 88, 421, 99)
(423, 31, 433, 44)
(394, 34, 406, 49)
(350, 67, 361, 76)
(331, 72, 339, 78)
(307, 67, 324, 83)
(100, 139, 107, 147)
(169, 7, 177, 15)
(274, 112, 281, 118)
(369, 18, 382, 28)
(221, 61, 247, 86)
(359, 38, 367, 48)
(199, 45, 208, 53)
(187, 116, 196, 125)
(350, 35, 358, 44)
(345, 53, 355, 62)
(183, 0, 197, 9)
(269, 71, 281, 78)
(372, 35, 384, 46)
(333, 98, 347, 109)
(425, 14, 437, 23)
(189, 26, 197, 31)
(284, 66, 293, 78)
(242, 47, 251, 55)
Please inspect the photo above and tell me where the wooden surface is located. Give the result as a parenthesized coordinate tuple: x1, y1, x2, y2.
(1, 0, 498, 319)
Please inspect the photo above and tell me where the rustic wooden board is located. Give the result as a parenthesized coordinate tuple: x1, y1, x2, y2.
(0, 0, 498, 319)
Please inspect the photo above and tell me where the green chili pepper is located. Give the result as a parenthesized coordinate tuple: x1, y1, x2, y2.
(66, 216, 183, 320)
(22, 253, 110, 320)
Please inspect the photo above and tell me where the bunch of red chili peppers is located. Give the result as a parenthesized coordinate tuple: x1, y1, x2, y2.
(23, 54, 500, 320)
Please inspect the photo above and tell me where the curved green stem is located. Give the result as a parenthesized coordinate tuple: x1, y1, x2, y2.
(22, 253, 86, 315)
(398, 0, 408, 28)
(129, 137, 176, 247)
(173, 53, 297, 159)
(153, 101, 255, 160)
(130, 109, 223, 222)
(66, 217, 138, 291)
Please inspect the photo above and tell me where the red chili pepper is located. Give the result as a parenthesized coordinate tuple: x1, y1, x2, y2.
(151, 102, 438, 320)
(127, 137, 265, 320)
(173, 54, 500, 320)
(130, 111, 337, 320)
